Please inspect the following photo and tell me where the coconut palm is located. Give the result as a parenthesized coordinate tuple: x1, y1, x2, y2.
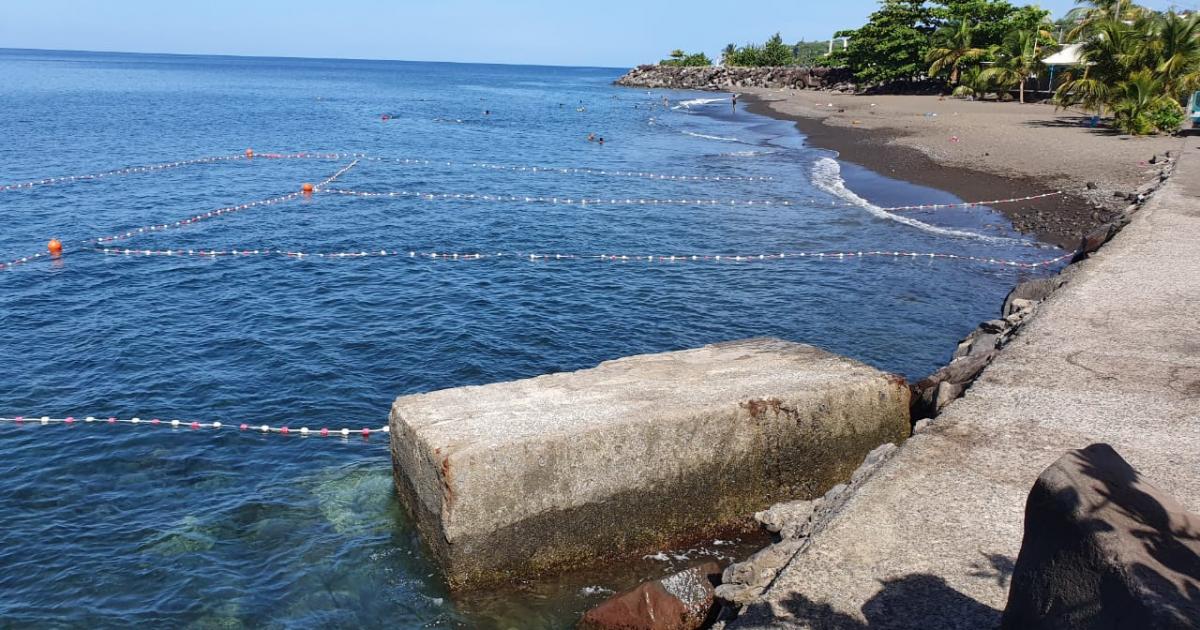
(952, 65, 992, 99)
(926, 20, 986, 86)
(1066, 0, 1146, 42)
(1152, 12, 1200, 102)
(1110, 70, 1181, 134)
(1054, 15, 1140, 115)
(982, 29, 1044, 103)
(721, 43, 737, 66)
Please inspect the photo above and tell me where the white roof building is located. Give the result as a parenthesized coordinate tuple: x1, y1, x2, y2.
(1042, 44, 1085, 66)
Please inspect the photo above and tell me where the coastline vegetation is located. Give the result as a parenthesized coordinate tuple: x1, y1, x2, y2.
(660, 49, 713, 67)
(837, 0, 1197, 134)
(653, 0, 1198, 135)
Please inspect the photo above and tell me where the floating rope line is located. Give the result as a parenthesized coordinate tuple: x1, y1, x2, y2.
(360, 157, 774, 182)
(316, 159, 359, 190)
(319, 188, 1062, 212)
(94, 247, 1077, 269)
(0, 416, 388, 439)
(885, 191, 1063, 212)
(85, 192, 304, 245)
(0, 152, 360, 192)
(322, 188, 800, 207)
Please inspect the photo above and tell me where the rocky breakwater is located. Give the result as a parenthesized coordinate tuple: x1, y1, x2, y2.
(388, 338, 910, 590)
(615, 65, 854, 91)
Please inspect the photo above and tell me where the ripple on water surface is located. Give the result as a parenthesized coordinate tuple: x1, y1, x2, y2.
(0, 49, 1062, 628)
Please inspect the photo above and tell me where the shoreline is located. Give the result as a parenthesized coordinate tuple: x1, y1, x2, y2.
(739, 90, 1178, 250)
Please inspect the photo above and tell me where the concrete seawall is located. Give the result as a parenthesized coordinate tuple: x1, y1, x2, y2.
(389, 338, 910, 590)
(731, 140, 1196, 628)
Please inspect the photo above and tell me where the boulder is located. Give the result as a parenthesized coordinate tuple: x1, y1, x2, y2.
(755, 499, 817, 538)
(1003, 276, 1067, 316)
(1002, 444, 1200, 629)
(912, 350, 998, 418)
(579, 562, 719, 630)
(614, 65, 854, 91)
(1077, 222, 1120, 258)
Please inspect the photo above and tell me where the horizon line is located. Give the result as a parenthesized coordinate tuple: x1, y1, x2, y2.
(0, 46, 629, 72)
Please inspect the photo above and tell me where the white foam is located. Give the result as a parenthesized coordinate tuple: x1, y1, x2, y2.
(681, 130, 739, 142)
(721, 149, 773, 158)
(810, 157, 1017, 243)
(673, 97, 729, 110)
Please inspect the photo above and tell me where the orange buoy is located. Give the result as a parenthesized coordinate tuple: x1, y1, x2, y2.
(302, 182, 315, 194)
(47, 239, 63, 255)
(245, 148, 254, 158)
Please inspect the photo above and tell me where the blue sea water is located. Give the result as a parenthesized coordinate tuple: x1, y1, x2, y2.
(0, 49, 1064, 628)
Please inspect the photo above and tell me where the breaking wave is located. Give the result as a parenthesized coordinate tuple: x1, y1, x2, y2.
(810, 157, 1019, 243)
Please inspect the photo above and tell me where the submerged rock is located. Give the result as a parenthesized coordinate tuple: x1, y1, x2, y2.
(578, 562, 719, 630)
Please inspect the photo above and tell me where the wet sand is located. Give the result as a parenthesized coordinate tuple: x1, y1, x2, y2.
(741, 89, 1184, 249)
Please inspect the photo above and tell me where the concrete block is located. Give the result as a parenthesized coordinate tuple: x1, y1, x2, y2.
(389, 338, 910, 589)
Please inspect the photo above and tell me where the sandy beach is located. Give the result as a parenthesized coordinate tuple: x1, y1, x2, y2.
(741, 88, 1185, 248)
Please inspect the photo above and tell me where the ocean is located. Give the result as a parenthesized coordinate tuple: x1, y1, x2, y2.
(0, 49, 1064, 628)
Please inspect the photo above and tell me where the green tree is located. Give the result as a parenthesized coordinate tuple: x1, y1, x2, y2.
(1054, 8, 1199, 134)
(660, 49, 713, 66)
(792, 40, 831, 66)
(982, 28, 1044, 103)
(952, 64, 993, 97)
(721, 43, 737, 65)
(727, 44, 764, 66)
(926, 20, 986, 84)
(1152, 11, 1200, 101)
(761, 33, 796, 66)
(932, 0, 1020, 48)
(837, 0, 937, 85)
(1065, 0, 1146, 42)
(1110, 70, 1181, 134)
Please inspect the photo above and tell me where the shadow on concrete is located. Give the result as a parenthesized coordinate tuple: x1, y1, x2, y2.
(737, 573, 1001, 629)
(968, 552, 1015, 589)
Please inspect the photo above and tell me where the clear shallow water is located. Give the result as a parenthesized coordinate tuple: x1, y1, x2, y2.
(0, 50, 1064, 628)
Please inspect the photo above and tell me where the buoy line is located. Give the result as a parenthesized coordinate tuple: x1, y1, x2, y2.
(93, 247, 1076, 269)
(0, 151, 359, 192)
(0, 159, 363, 271)
(320, 188, 1062, 212)
(0, 416, 388, 440)
(361, 157, 775, 182)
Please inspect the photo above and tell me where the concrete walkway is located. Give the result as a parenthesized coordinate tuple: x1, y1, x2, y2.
(734, 139, 1198, 629)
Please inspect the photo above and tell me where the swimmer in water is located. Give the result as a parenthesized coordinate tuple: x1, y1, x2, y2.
(732, 95, 738, 111)
(587, 132, 595, 142)
(598, 137, 604, 145)
(484, 110, 490, 115)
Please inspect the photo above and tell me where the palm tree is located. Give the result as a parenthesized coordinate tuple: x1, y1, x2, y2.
(1110, 70, 1180, 134)
(982, 29, 1044, 103)
(926, 21, 986, 86)
(1055, 16, 1141, 115)
(1066, 0, 1146, 42)
(1153, 12, 1200, 102)
(721, 43, 737, 66)
(952, 65, 992, 99)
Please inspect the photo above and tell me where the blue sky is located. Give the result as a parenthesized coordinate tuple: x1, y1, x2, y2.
(0, 0, 1191, 67)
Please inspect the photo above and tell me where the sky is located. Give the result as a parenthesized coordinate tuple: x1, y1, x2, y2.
(0, 0, 1192, 68)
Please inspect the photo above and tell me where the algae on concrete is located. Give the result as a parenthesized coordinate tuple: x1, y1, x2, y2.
(389, 338, 910, 590)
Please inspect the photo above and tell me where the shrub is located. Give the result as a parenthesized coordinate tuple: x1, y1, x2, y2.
(1148, 101, 1186, 133)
